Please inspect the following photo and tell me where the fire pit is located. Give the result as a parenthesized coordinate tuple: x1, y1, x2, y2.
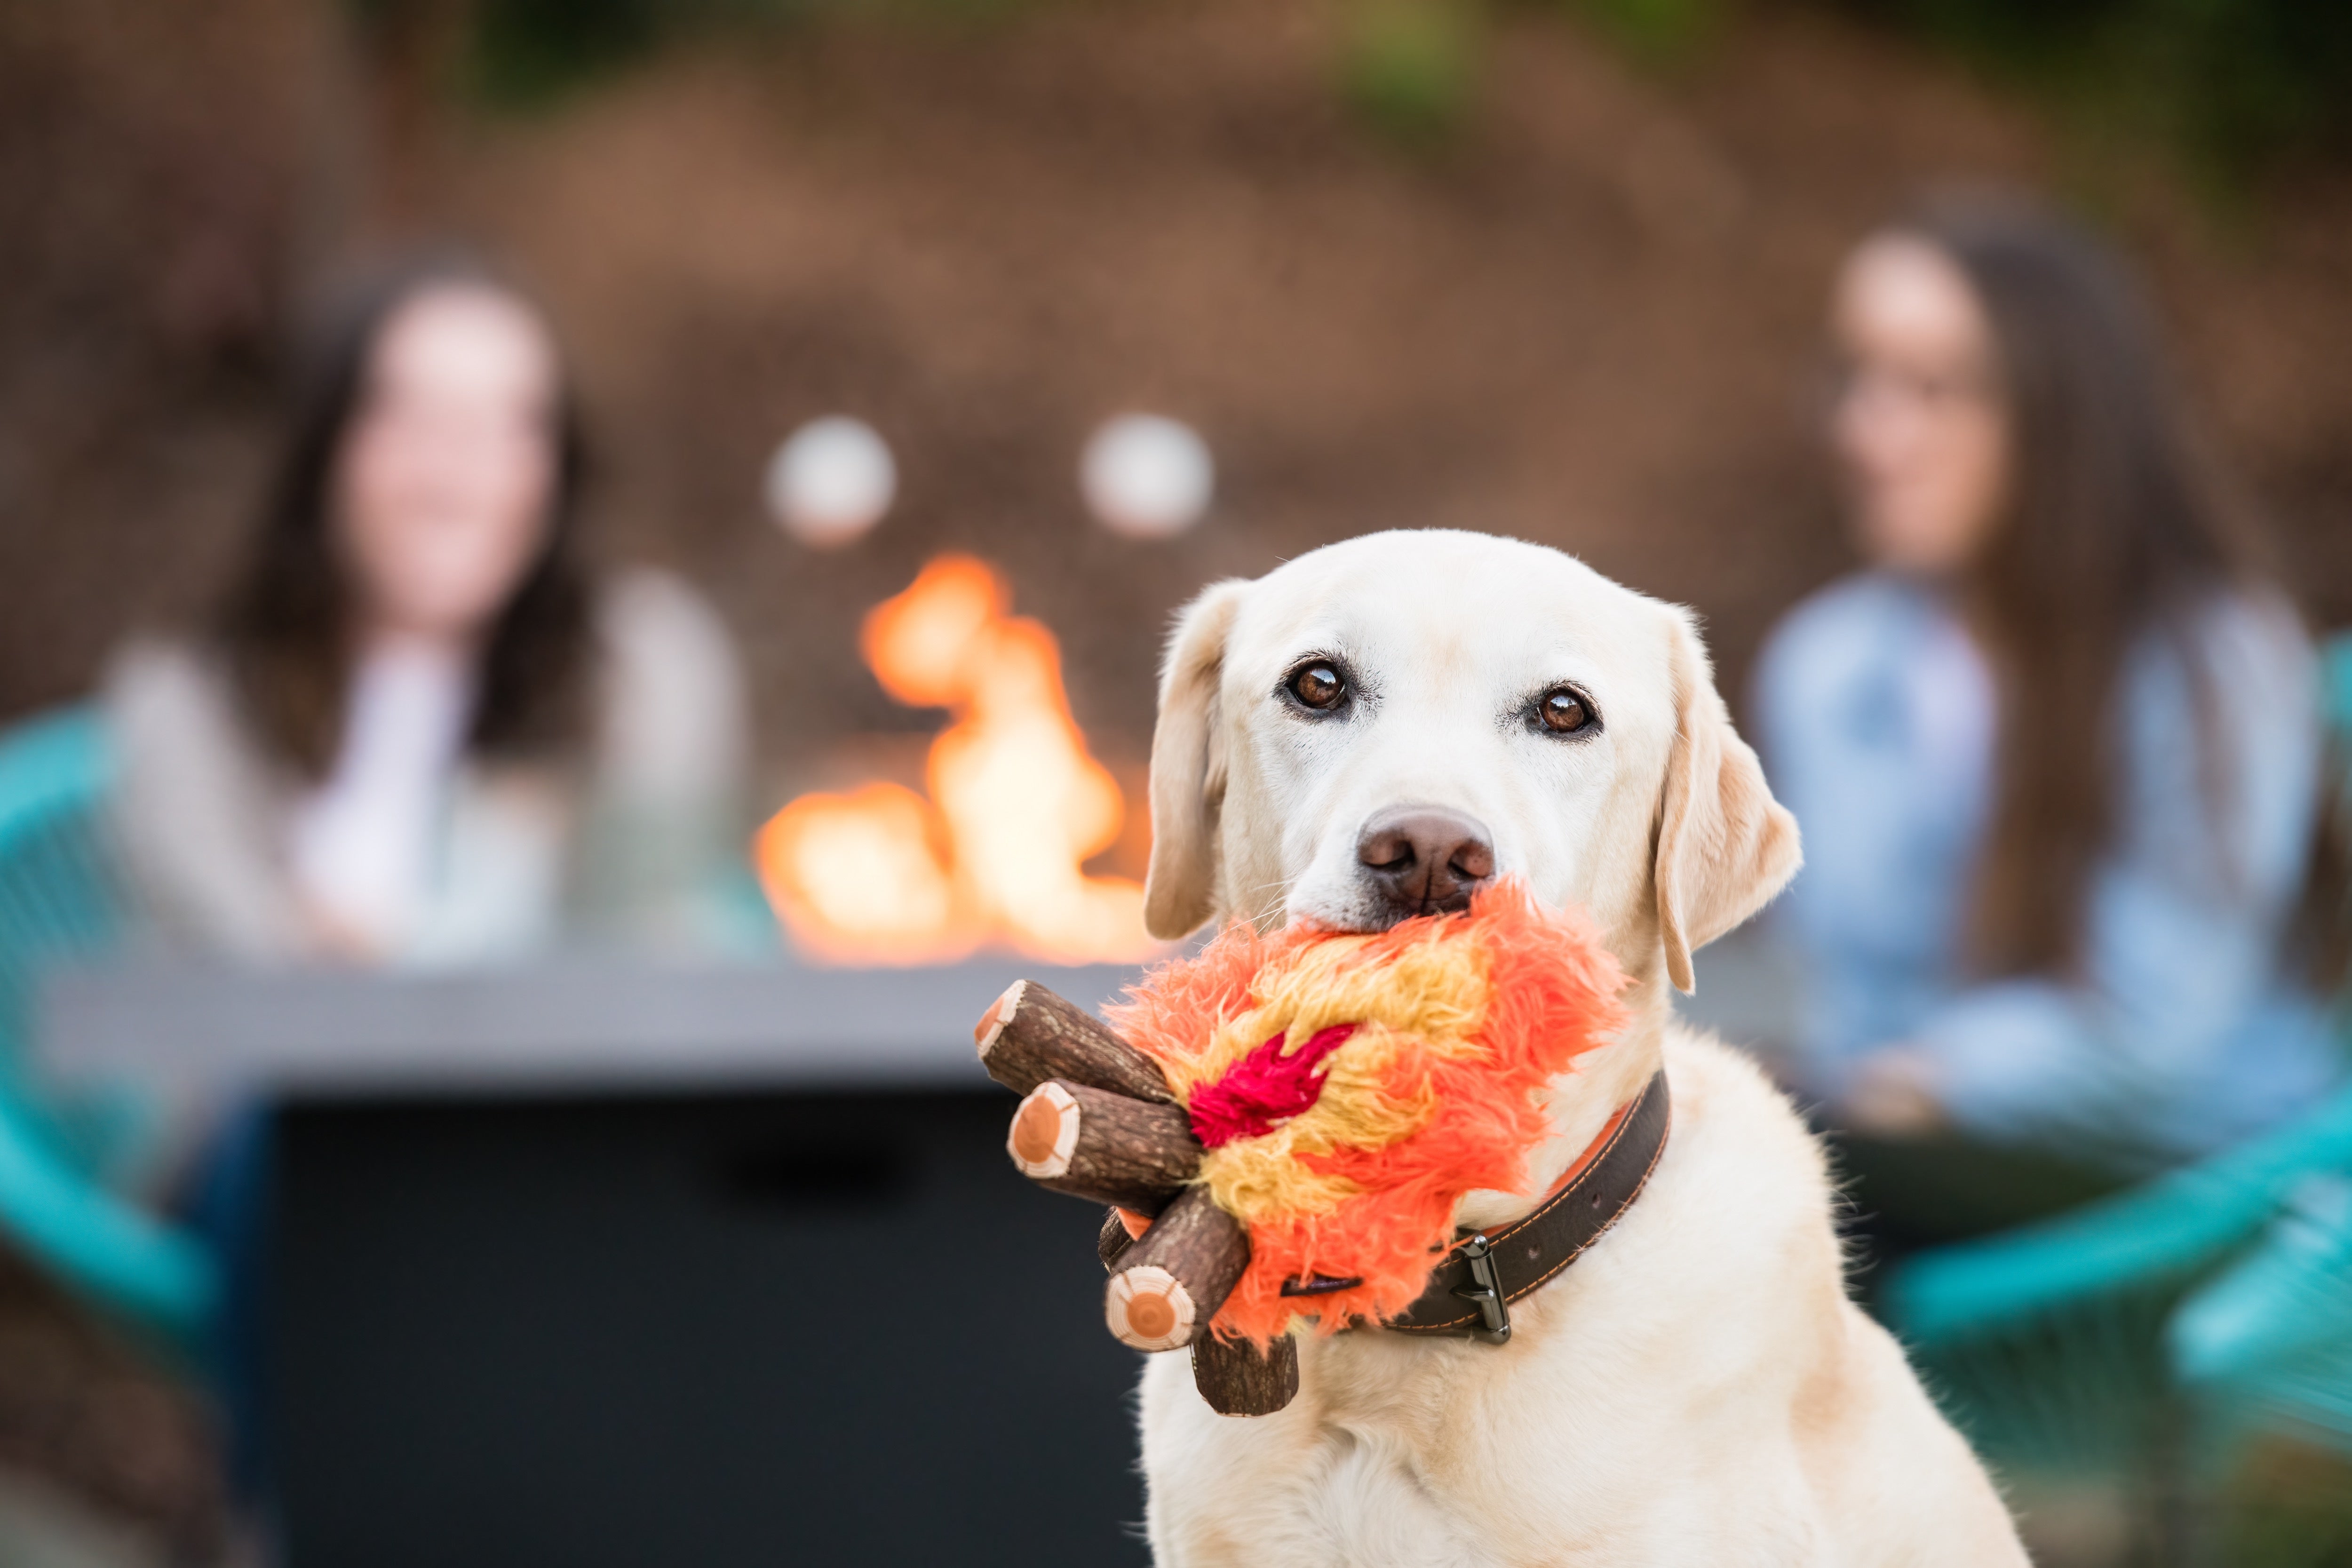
(755, 555, 1162, 968)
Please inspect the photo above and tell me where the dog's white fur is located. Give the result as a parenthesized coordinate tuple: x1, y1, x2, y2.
(1136, 531, 2026, 1567)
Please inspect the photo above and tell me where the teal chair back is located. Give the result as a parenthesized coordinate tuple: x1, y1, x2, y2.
(0, 706, 214, 1347)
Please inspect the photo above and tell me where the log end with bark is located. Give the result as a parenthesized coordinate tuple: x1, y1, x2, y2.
(1192, 1332, 1301, 1417)
(1105, 1265, 1195, 1353)
(1007, 1078, 1201, 1213)
(1097, 1206, 1141, 1270)
(1102, 1186, 1249, 1353)
(972, 981, 1022, 1057)
(978, 979, 1302, 1413)
(1009, 1081, 1083, 1178)
(973, 980, 1175, 1105)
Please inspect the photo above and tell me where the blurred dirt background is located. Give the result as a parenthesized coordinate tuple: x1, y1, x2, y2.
(2, 0, 2351, 1557)
(6, 0, 2352, 776)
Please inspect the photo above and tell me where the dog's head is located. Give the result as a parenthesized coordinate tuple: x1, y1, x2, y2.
(1143, 530, 1799, 993)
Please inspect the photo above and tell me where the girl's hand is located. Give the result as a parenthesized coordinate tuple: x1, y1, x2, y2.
(1842, 1046, 1948, 1138)
(299, 895, 386, 966)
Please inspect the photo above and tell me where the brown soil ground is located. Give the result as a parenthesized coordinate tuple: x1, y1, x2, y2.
(422, 1, 2352, 777)
(2, 0, 2351, 1547)
(7, 0, 2352, 770)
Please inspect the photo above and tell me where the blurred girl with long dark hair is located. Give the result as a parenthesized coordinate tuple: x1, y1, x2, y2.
(104, 257, 748, 964)
(1756, 195, 2340, 1177)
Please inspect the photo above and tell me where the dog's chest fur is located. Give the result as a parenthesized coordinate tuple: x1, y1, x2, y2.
(1138, 1341, 1505, 1568)
(1136, 1036, 1844, 1568)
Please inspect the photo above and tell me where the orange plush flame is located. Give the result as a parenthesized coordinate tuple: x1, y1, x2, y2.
(754, 555, 1156, 965)
(1106, 880, 1631, 1345)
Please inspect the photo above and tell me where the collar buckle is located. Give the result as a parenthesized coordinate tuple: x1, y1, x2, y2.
(1452, 1233, 1512, 1345)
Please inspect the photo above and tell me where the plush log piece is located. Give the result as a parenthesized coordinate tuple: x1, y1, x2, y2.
(1097, 1207, 1139, 1270)
(973, 979, 1175, 1104)
(980, 981, 1287, 1413)
(1007, 1080, 1202, 1214)
(981, 890, 1633, 1421)
(1103, 1187, 1250, 1353)
(1191, 1332, 1301, 1417)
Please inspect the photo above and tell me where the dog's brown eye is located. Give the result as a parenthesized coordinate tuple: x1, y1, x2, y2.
(1537, 686, 1593, 735)
(1287, 661, 1346, 711)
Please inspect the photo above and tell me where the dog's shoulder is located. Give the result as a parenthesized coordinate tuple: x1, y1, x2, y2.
(1653, 1022, 1835, 1215)
(1537, 1023, 1848, 1350)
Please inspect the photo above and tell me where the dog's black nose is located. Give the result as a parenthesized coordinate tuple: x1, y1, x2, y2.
(1355, 807, 1495, 919)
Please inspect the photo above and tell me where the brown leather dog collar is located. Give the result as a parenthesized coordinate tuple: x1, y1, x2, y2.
(1375, 1068, 1672, 1342)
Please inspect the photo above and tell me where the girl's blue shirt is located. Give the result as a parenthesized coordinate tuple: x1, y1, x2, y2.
(1754, 573, 2343, 1170)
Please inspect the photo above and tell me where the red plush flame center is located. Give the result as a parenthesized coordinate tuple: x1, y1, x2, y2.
(1184, 1024, 1357, 1148)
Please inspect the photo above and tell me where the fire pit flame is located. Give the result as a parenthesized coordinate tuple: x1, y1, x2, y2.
(755, 556, 1158, 965)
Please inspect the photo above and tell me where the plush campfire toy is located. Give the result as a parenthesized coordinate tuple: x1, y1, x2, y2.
(972, 880, 1631, 1416)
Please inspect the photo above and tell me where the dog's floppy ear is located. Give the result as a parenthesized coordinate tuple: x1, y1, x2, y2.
(1145, 580, 1248, 939)
(1653, 609, 1801, 993)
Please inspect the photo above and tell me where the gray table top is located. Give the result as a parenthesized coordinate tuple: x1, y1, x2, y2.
(36, 955, 1146, 1099)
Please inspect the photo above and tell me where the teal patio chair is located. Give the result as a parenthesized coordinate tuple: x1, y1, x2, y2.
(0, 705, 215, 1348)
(1885, 1082, 2352, 1470)
(2169, 1166, 2352, 1455)
(1883, 633, 2352, 1493)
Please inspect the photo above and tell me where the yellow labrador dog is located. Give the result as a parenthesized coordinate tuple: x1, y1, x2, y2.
(1135, 531, 2025, 1567)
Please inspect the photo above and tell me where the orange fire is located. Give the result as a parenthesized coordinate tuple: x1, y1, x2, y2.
(755, 556, 1160, 966)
